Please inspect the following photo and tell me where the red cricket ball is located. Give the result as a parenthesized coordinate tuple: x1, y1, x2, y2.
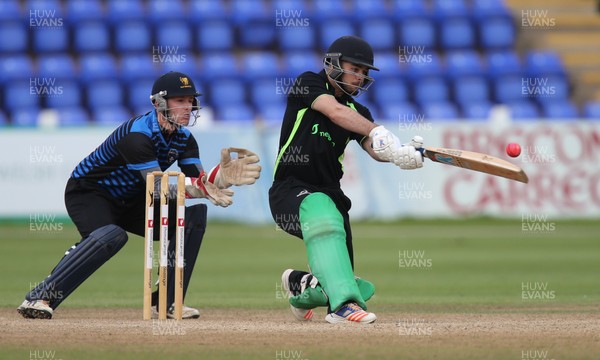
(506, 143, 521, 158)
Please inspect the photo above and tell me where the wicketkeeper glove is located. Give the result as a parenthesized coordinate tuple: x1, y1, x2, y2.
(185, 175, 234, 207)
(207, 148, 262, 188)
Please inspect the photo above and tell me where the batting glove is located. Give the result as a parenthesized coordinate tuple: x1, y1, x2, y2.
(369, 125, 401, 162)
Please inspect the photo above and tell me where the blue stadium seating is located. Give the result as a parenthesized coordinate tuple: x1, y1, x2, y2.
(381, 102, 419, 121)
(200, 53, 240, 82)
(250, 79, 286, 110)
(45, 80, 81, 108)
(583, 101, 600, 119)
(32, 26, 69, 53)
(453, 76, 490, 104)
(351, 0, 390, 20)
(461, 101, 493, 120)
(319, 19, 355, 51)
(217, 104, 255, 122)
(0, 110, 7, 126)
(5, 80, 40, 112)
(257, 103, 286, 123)
(445, 50, 486, 80)
(74, 21, 110, 52)
(312, 0, 351, 22)
(357, 99, 380, 119)
(372, 52, 403, 79)
(231, 0, 274, 48)
(524, 50, 567, 78)
(422, 101, 460, 120)
(0, 56, 34, 83)
(12, 109, 40, 127)
(493, 75, 526, 103)
(241, 52, 282, 81)
(147, 0, 186, 23)
(127, 78, 155, 110)
(93, 106, 132, 126)
(471, 0, 513, 20)
(283, 51, 322, 77)
(0, 1, 22, 22)
(196, 21, 234, 52)
(57, 106, 90, 126)
(414, 77, 450, 106)
(209, 79, 247, 108)
(114, 21, 152, 53)
(486, 50, 522, 79)
(106, 0, 146, 22)
(530, 75, 570, 104)
(277, 26, 316, 51)
(431, 0, 470, 20)
(399, 18, 436, 49)
(403, 53, 444, 82)
(87, 80, 124, 109)
(37, 55, 76, 79)
(65, 0, 104, 24)
(439, 18, 476, 50)
(479, 17, 515, 50)
(541, 100, 579, 119)
(0, 22, 28, 53)
(359, 19, 396, 51)
(27, 0, 63, 13)
(155, 22, 192, 51)
(373, 79, 409, 109)
(392, 0, 430, 19)
(79, 54, 119, 83)
(189, 0, 229, 21)
(120, 54, 160, 82)
(508, 101, 540, 119)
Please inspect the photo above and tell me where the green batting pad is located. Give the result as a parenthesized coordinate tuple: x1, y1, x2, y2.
(300, 193, 366, 311)
(290, 277, 375, 309)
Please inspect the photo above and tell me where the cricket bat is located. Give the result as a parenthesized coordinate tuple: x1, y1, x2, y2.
(422, 147, 529, 183)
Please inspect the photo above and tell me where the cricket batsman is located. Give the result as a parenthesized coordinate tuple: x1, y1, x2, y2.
(18, 71, 261, 319)
(270, 36, 424, 323)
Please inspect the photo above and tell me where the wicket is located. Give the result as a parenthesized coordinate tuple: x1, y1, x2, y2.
(143, 171, 185, 320)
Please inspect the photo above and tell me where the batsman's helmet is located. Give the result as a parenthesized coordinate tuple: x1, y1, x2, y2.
(323, 36, 378, 96)
(150, 71, 201, 108)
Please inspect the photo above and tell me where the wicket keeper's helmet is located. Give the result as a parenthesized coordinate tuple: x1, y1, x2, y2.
(150, 71, 201, 108)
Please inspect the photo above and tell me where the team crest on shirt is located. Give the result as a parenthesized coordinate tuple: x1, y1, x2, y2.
(168, 149, 179, 163)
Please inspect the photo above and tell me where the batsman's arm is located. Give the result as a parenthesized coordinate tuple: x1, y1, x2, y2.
(312, 94, 378, 136)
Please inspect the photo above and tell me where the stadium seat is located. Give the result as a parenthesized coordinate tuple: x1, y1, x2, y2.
(453, 76, 490, 104)
(486, 50, 522, 79)
(399, 18, 436, 49)
(231, 0, 274, 48)
(65, 0, 104, 24)
(583, 101, 600, 119)
(257, 103, 286, 123)
(471, 0, 512, 20)
(493, 75, 526, 103)
(422, 101, 460, 120)
(189, 0, 229, 21)
(359, 19, 395, 51)
(106, 0, 146, 22)
(127, 78, 155, 110)
(439, 18, 476, 50)
(239, 22, 276, 48)
(414, 77, 450, 106)
(351, 0, 390, 20)
(79, 54, 119, 84)
(445, 50, 486, 80)
(158, 54, 199, 80)
(277, 26, 316, 51)
(524, 51, 567, 78)
(0, 110, 7, 126)
(196, 21, 234, 51)
(431, 0, 470, 20)
(93, 106, 132, 126)
(200, 53, 240, 82)
(0, 0, 22, 22)
(507, 101, 540, 120)
(155, 22, 192, 51)
(479, 17, 515, 50)
(27, 0, 63, 14)
(371, 52, 403, 79)
(392, 0, 430, 19)
(0, 55, 35, 83)
(373, 79, 410, 108)
(11, 109, 40, 127)
(5, 80, 40, 112)
(37, 54, 76, 79)
(74, 22, 110, 52)
(57, 106, 90, 126)
(357, 100, 380, 119)
(541, 100, 579, 119)
(250, 79, 286, 109)
(45, 80, 81, 109)
(319, 19, 355, 51)
(461, 101, 493, 120)
(120, 54, 160, 82)
(381, 102, 418, 121)
(147, 0, 186, 23)
(312, 0, 351, 22)
(283, 51, 322, 78)
(529, 75, 570, 104)
(241, 52, 282, 81)
(31, 25, 68, 53)
(208, 79, 247, 108)
(87, 80, 124, 109)
(0, 22, 28, 53)
(403, 53, 444, 82)
(114, 21, 151, 53)
(217, 104, 255, 122)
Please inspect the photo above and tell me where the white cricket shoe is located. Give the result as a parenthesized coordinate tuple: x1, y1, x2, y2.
(281, 269, 314, 321)
(17, 300, 53, 319)
(152, 304, 200, 319)
(325, 302, 376, 324)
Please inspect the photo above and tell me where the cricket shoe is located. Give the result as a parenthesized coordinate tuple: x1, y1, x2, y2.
(325, 302, 376, 324)
(281, 269, 314, 321)
(17, 300, 53, 319)
(152, 304, 200, 319)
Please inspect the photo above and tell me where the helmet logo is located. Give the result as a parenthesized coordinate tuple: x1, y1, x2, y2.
(179, 77, 191, 88)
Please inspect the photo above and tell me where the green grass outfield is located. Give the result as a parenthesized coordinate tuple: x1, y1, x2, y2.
(1, 218, 598, 310)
